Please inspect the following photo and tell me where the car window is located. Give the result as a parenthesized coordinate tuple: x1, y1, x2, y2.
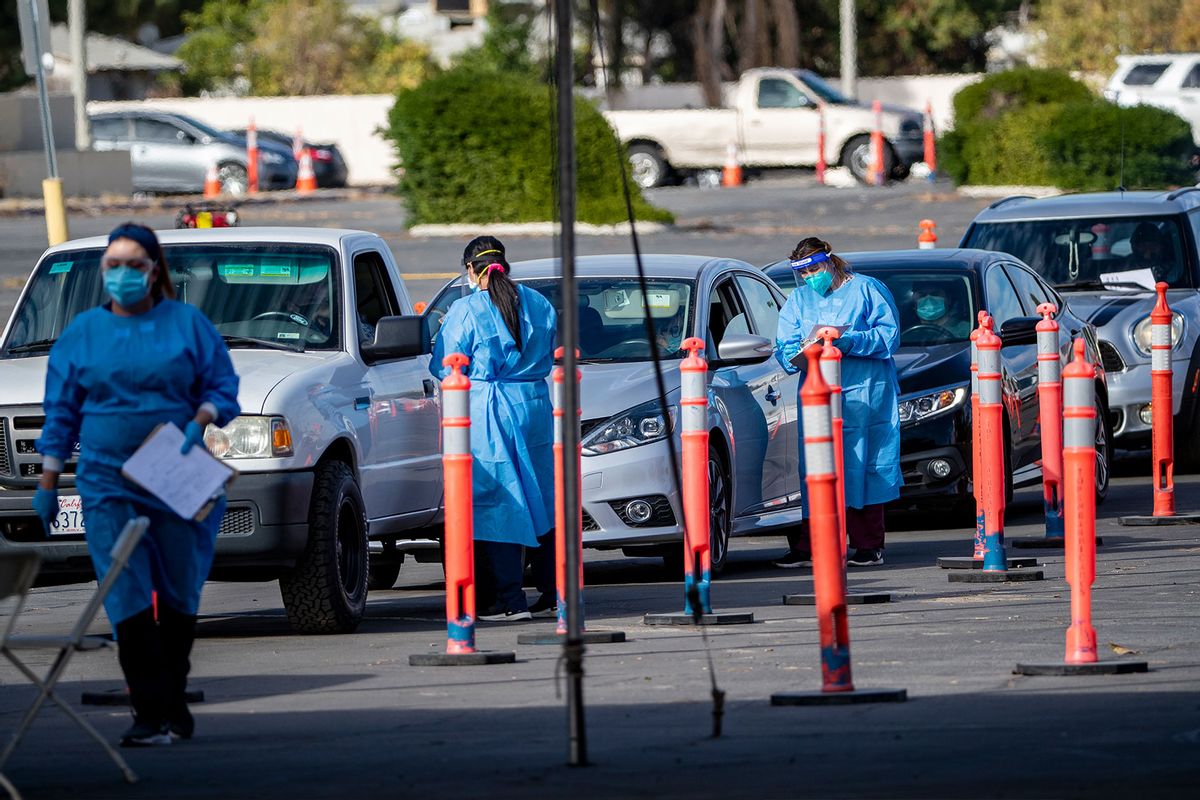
(862, 270, 975, 345)
(708, 278, 749, 354)
(134, 119, 188, 143)
(735, 275, 782, 337)
(353, 251, 400, 346)
(757, 78, 807, 109)
(90, 117, 128, 143)
(1122, 63, 1170, 86)
(984, 266, 1024, 328)
(1183, 64, 1200, 89)
(1002, 265, 1052, 316)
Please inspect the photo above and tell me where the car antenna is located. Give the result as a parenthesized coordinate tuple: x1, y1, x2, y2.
(1117, 111, 1127, 193)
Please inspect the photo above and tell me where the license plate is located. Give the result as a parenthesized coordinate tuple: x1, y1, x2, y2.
(49, 495, 86, 536)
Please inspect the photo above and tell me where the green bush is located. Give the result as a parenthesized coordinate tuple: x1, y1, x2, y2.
(951, 67, 1093, 128)
(385, 68, 673, 227)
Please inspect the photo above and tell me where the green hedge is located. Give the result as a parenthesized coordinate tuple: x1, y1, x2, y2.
(939, 68, 1194, 190)
(385, 68, 673, 226)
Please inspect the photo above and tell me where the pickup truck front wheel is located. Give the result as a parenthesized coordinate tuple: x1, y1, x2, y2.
(628, 144, 669, 189)
(279, 461, 369, 634)
(842, 135, 895, 184)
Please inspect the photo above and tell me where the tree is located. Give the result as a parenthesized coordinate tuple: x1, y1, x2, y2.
(1036, 0, 1183, 73)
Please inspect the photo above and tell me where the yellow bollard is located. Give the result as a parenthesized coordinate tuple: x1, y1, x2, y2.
(42, 178, 69, 246)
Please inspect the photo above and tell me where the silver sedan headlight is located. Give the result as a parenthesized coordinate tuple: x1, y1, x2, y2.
(898, 386, 967, 425)
(582, 399, 676, 456)
(1131, 312, 1184, 356)
(204, 416, 294, 459)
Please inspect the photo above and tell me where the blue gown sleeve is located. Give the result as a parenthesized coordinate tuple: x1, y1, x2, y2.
(837, 280, 900, 359)
(773, 292, 804, 375)
(431, 300, 474, 380)
(192, 312, 241, 426)
(37, 334, 86, 466)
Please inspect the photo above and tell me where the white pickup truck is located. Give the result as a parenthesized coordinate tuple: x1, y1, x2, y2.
(605, 68, 926, 187)
(0, 228, 433, 634)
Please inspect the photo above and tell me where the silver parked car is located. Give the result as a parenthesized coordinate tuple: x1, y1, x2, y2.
(427, 255, 803, 573)
(90, 111, 298, 195)
(962, 190, 1200, 463)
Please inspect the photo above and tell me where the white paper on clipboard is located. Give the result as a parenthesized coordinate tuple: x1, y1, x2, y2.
(789, 324, 849, 367)
(121, 422, 236, 521)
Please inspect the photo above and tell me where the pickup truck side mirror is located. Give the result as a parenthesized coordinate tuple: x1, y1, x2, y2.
(998, 316, 1041, 348)
(715, 333, 774, 365)
(361, 315, 429, 364)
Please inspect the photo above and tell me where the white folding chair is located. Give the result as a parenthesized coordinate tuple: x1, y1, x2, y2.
(0, 517, 150, 785)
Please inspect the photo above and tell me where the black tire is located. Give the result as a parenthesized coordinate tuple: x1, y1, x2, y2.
(628, 143, 669, 189)
(279, 461, 369, 634)
(1095, 389, 1113, 504)
(367, 555, 403, 591)
(841, 134, 895, 184)
(217, 162, 248, 196)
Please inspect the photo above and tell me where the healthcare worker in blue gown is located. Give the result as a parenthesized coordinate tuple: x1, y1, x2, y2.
(772, 237, 902, 569)
(33, 223, 240, 747)
(431, 236, 557, 622)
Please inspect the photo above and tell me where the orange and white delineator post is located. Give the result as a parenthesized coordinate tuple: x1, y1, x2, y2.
(441, 353, 476, 654)
(976, 324, 1008, 572)
(923, 100, 937, 178)
(246, 118, 260, 194)
(680, 337, 713, 615)
(1151, 282, 1176, 517)
(818, 328, 846, 559)
(970, 313, 990, 559)
(1037, 303, 1065, 539)
(1062, 339, 1098, 663)
(554, 347, 584, 634)
(869, 100, 886, 186)
(816, 102, 828, 186)
(917, 219, 937, 249)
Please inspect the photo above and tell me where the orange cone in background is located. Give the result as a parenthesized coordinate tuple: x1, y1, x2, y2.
(296, 148, 318, 194)
(917, 219, 937, 249)
(292, 128, 304, 162)
(246, 118, 260, 194)
(815, 103, 828, 185)
(869, 100, 885, 186)
(203, 163, 221, 198)
(721, 143, 743, 187)
(923, 100, 937, 179)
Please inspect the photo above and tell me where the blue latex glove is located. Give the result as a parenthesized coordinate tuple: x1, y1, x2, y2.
(32, 486, 59, 532)
(777, 341, 803, 374)
(181, 420, 206, 455)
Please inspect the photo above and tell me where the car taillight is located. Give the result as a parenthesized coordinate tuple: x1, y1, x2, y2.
(313, 149, 334, 162)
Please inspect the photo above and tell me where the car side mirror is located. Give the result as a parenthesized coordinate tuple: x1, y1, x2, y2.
(998, 316, 1040, 348)
(715, 333, 773, 365)
(361, 315, 429, 364)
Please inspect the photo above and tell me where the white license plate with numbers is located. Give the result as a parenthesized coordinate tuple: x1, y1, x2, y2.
(50, 495, 86, 535)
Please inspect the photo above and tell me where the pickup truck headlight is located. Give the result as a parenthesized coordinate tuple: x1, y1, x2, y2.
(582, 399, 676, 456)
(205, 416, 294, 459)
(898, 386, 967, 425)
(1131, 312, 1184, 356)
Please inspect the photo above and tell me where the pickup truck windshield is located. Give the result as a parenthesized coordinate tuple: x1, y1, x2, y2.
(964, 216, 1195, 291)
(428, 277, 696, 362)
(795, 70, 852, 105)
(4, 243, 342, 355)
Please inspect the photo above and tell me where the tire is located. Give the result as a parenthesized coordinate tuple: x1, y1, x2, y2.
(841, 135, 894, 184)
(1095, 390, 1113, 504)
(890, 161, 912, 181)
(658, 444, 733, 577)
(367, 555, 403, 591)
(279, 461, 369, 634)
(217, 162, 248, 196)
(628, 143, 669, 189)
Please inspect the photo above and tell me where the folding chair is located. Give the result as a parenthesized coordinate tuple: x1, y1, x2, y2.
(0, 517, 150, 785)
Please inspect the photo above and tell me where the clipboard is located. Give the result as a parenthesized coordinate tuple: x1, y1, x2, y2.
(789, 324, 849, 367)
(121, 422, 238, 522)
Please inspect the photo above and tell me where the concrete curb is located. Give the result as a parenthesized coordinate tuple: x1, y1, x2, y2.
(406, 221, 672, 238)
(0, 187, 389, 218)
(957, 185, 1061, 199)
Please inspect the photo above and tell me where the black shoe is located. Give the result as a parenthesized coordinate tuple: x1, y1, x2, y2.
(120, 718, 172, 748)
(479, 606, 532, 622)
(847, 548, 883, 567)
(527, 594, 556, 618)
(773, 550, 813, 568)
(167, 706, 194, 741)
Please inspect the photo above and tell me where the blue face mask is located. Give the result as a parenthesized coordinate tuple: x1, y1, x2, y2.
(916, 296, 946, 321)
(104, 266, 151, 307)
(803, 270, 834, 296)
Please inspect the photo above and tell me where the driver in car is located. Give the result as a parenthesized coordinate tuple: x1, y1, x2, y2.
(909, 285, 969, 339)
(655, 308, 686, 355)
(1125, 222, 1181, 284)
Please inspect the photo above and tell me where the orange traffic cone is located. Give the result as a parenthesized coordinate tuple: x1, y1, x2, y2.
(721, 143, 743, 187)
(203, 163, 221, 198)
(296, 148, 317, 194)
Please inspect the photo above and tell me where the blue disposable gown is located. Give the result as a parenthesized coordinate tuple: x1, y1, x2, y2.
(431, 285, 557, 547)
(776, 275, 902, 509)
(37, 300, 241, 624)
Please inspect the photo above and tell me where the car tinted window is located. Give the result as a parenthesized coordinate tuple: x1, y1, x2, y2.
(91, 117, 128, 142)
(984, 267, 1024, 328)
(1122, 63, 1170, 86)
(858, 270, 975, 345)
(735, 275, 782, 337)
(1184, 64, 1200, 89)
(1003, 264, 1052, 315)
(134, 119, 187, 143)
(963, 215, 1193, 290)
(757, 78, 807, 109)
(709, 279, 749, 352)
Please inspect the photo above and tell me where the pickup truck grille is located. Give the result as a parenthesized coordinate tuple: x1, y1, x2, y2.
(1098, 340, 1125, 373)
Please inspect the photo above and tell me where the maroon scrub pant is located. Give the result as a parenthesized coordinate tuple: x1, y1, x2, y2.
(786, 503, 886, 553)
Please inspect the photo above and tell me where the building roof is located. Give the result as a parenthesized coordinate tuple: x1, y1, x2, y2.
(49, 24, 182, 73)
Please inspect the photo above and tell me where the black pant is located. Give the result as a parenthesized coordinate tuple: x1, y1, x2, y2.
(527, 529, 556, 597)
(473, 540, 528, 614)
(786, 503, 887, 553)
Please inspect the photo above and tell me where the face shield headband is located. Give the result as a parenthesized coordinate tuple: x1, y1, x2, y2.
(789, 251, 830, 287)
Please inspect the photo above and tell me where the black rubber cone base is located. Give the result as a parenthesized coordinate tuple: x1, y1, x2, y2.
(82, 689, 204, 706)
(949, 569, 1045, 583)
(1118, 513, 1200, 526)
(409, 651, 516, 666)
(1012, 536, 1104, 549)
(783, 592, 891, 605)
(643, 611, 754, 626)
(771, 687, 907, 706)
(1014, 660, 1149, 676)
(517, 630, 627, 645)
(937, 556, 1039, 569)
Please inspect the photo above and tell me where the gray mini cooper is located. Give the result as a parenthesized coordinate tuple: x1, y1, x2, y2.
(962, 190, 1200, 463)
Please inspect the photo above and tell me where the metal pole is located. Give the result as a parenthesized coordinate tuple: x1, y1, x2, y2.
(839, 0, 857, 99)
(69, 0, 89, 151)
(28, 0, 59, 178)
(554, 0, 587, 769)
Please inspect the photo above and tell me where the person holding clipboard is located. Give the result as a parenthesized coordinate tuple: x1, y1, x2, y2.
(773, 237, 902, 569)
(33, 223, 240, 747)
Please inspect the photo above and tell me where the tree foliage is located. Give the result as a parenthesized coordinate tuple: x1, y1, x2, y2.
(1035, 0, 1186, 73)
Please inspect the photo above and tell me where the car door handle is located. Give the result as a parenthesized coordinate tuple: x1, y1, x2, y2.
(422, 379, 436, 397)
(765, 385, 780, 405)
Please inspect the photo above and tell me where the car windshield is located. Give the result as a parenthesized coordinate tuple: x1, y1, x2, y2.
(964, 216, 1194, 290)
(428, 277, 696, 362)
(795, 70, 852, 104)
(3, 243, 342, 355)
(862, 270, 976, 346)
(171, 113, 226, 139)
